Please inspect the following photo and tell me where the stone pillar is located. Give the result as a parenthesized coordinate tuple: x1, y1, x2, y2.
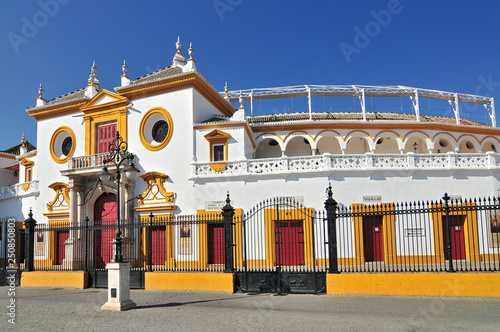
(101, 262, 136, 311)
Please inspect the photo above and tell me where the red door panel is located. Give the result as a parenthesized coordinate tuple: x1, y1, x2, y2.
(98, 123, 117, 154)
(363, 215, 384, 262)
(56, 230, 69, 265)
(276, 220, 305, 266)
(442, 215, 466, 260)
(94, 193, 117, 268)
(208, 223, 225, 264)
(152, 226, 166, 265)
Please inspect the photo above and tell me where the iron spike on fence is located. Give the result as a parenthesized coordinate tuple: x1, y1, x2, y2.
(325, 183, 339, 274)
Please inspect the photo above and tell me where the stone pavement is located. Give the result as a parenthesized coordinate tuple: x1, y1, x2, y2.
(0, 287, 499, 331)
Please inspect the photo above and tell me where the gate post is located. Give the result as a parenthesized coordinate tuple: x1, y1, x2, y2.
(222, 193, 234, 273)
(24, 208, 37, 272)
(443, 193, 454, 272)
(84, 217, 89, 272)
(148, 212, 153, 272)
(325, 185, 340, 274)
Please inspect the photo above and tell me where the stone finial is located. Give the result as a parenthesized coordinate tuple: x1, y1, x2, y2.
(223, 82, 229, 101)
(172, 36, 186, 68)
(85, 61, 99, 98)
(38, 83, 44, 98)
(121, 60, 130, 86)
(19, 133, 28, 155)
(36, 83, 47, 107)
(239, 90, 244, 109)
(21, 133, 27, 146)
(183, 42, 197, 73)
(122, 60, 128, 76)
(176, 36, 182, 52)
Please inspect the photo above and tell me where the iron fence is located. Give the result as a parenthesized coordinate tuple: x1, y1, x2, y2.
(8, 194, 500, 274)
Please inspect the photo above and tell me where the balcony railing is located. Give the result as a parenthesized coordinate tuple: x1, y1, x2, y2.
(192, 152, 499, 178)
(68, 153, 109, 170)
(0, 180, 39, 200)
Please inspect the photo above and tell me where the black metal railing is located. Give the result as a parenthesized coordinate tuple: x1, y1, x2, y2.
(8, 193, 500, 274)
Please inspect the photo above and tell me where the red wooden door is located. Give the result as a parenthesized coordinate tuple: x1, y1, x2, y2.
(363, 216, 384, 262)
(56, 230, 70, 265)
(94, 193, 117, 268)
(98, 123, 117, 154)
(208, 223, 225, 264)
(442, 215, 466, 260)
(276, 220, 305, 266)
(152, 226, 166, 265)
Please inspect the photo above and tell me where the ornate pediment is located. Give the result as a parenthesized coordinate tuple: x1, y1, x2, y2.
(46, 182, 70, 212)
(135, 172, 177, 212)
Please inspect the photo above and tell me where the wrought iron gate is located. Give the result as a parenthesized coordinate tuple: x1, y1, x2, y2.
(234, 197, 327, 294)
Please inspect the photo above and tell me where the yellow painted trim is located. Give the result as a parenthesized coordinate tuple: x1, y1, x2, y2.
(134, 205, 178, 212)
(314, 129, 344, 141)
(20, 158, 34, 167)
(196, 210, 244, 269)
(137, 171, 175, 205)
(351, 203, 396, 265)
(80, 89, 129, 113)
(139, 214, 175, 268)
(139, 107, 174, 151)
(344, 130, 374, 141)
(402, 130, 432, 140)
(194, 122, 256, 148)
(432, 132, 458, 143)
(209, 163, 227, 172)
(252, 122, 500, 141)
(117, 73, 235, 117)
(21, 271, 88, 289)
(255, 132, 285, 143)
(264, 207, 315, 268)
(49, 126, 76, 164)
(430, 202, 480, 262)
(46, 182, 70, 212)
(43, 212, 70, 218)
(27, 100, 87, 120)
(22, 182, 30, 191)
(456, 134, 481, 145)
(205, 129, 230, 162)
(326, 273, 500, 297)
(145, 272, 234, 293)
(283, 130, 314, 142)
(479, 135, 500, 145)
(373, 130, 403, 141)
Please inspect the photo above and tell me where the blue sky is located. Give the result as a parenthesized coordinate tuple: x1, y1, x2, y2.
(1, 0, 499, 149)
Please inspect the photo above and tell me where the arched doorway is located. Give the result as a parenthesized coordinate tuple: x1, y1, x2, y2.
(94, 193, 117, 268)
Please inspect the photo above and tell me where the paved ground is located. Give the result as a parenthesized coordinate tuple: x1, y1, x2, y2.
(0, 287, 499, 331)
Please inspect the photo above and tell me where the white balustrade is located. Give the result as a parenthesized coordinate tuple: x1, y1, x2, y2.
(192, 153, 499, 178)
(0, 180, 39, 200)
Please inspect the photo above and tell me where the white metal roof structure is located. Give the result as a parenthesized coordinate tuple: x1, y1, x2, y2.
(222, 85, 496, 127)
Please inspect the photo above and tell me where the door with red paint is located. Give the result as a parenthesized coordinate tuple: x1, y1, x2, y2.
(56, 230, 70, 265)
(442, 215, 466, 260)
(98, 123, 117, 154)
(276, 220, 305, 266)
(363, 215, 384, 262)
(151, 226, 166, 265)
(94, 193, 117, 268)
(208, 223, 225, 264)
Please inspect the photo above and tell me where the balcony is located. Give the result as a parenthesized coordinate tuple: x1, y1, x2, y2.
(0, 180, 40, 200)
(191, 152, 499, 180)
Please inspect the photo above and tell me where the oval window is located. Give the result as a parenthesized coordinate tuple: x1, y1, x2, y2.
(152, 120, 169, 143)
(62, 137, 73, 156)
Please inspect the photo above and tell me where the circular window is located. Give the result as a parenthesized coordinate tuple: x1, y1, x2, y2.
(439, 139, 449, 147)
(139, 107, 173, 151)
(50, 126, 76, 164)
(62, 137, 73, 156)
(465, 141, 474, 150)
(152, 120, 169, 143)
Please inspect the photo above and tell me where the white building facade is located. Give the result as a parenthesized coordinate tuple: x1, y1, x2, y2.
(0, 38, 499, 272)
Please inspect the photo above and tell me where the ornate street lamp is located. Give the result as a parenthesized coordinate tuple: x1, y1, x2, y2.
(98, 131, 139, 263)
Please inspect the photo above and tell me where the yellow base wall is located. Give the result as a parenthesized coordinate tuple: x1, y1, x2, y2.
(327, 273, 500, 297)
(145, 272, 234, 293)
(21, 272, 88, 289)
